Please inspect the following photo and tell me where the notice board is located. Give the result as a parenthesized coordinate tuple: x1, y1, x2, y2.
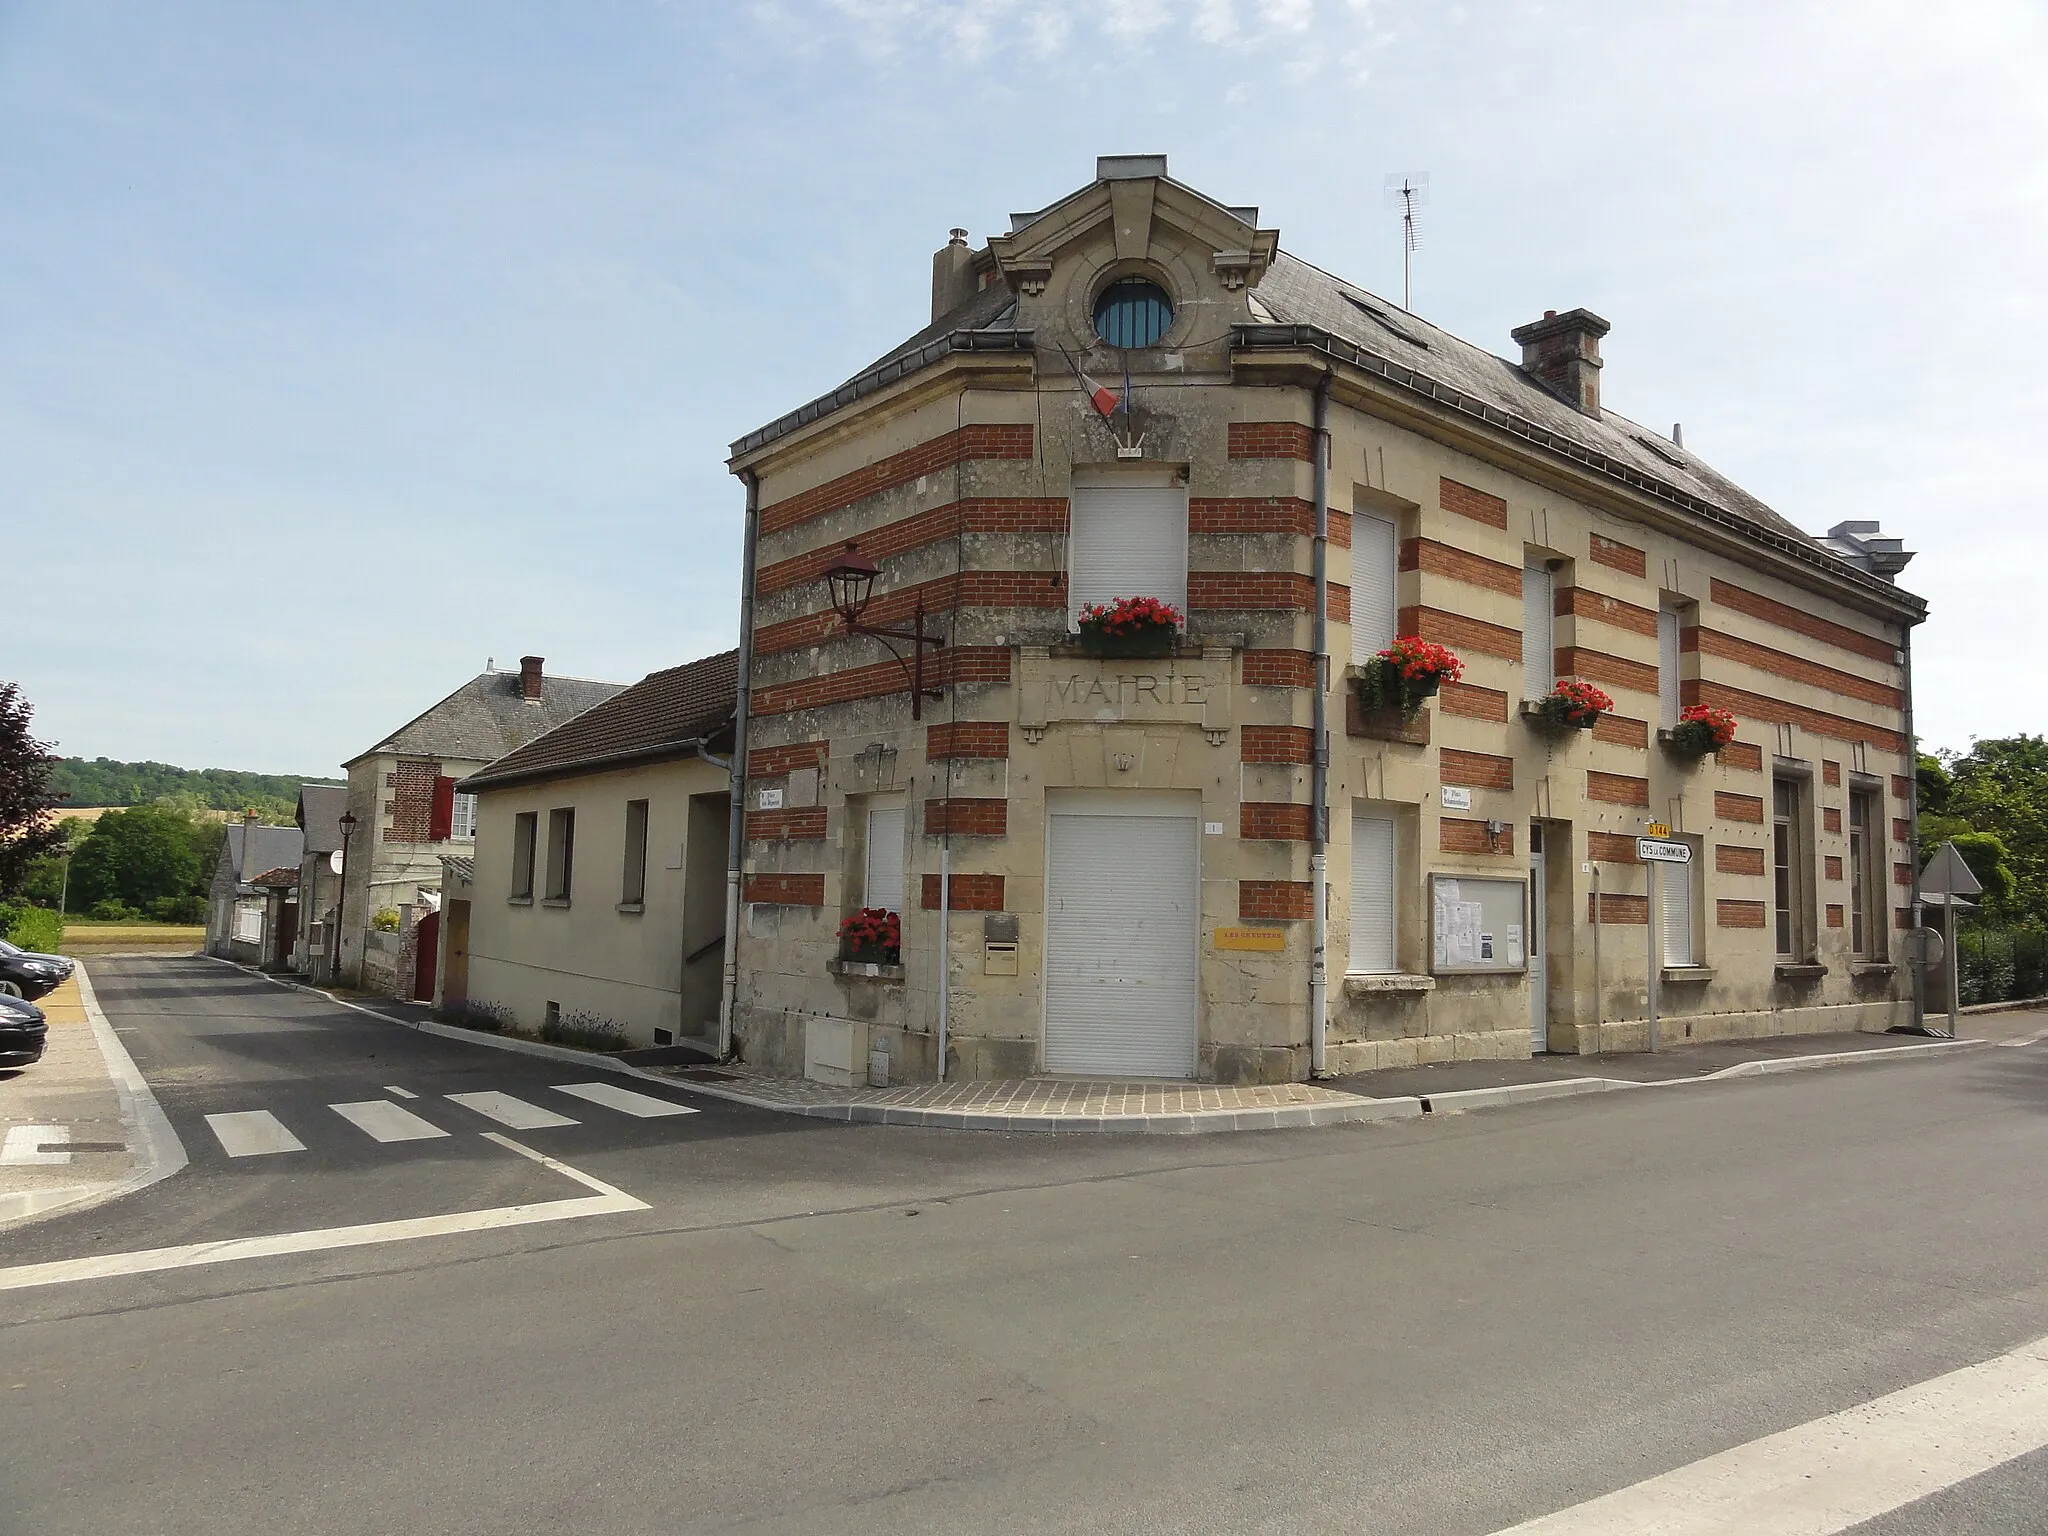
(1429, 873, 1528, 974)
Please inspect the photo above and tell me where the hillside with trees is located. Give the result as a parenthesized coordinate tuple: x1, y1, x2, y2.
(51, 757, 339, 813)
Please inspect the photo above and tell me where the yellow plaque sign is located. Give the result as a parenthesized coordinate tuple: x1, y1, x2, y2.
(1214, 926, 1287, 953)
(1645, 821, 1672, 838)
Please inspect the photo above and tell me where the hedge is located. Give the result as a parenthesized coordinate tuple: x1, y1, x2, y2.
(0, 903, 64, 954)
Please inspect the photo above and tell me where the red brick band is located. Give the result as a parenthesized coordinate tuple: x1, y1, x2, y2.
(1239, 880, 1313, 920)
(1440, 477, 1508, 529)
(1709, 577, 1895, 664)
(920, 873, 1005, 910)
(743, 873, 824, 906)
(1227, 421, 1315, 461)
(759, 426, 1034, 537)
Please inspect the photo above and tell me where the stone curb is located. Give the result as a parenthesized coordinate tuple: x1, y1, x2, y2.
(201, 958, 1991, 1135)
(0, 963, 189, 1231)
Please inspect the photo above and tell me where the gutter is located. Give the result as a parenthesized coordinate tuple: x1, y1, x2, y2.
(1309, 371, 1333, 1078)
(719, 470, 762, 1060)
(455, 735, 716, 796)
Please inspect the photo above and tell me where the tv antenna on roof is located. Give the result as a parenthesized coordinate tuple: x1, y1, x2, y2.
(1383, 173, 1429, 312)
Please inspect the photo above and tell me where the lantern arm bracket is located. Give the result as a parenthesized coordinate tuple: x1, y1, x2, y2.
(840, 598, 947, 718)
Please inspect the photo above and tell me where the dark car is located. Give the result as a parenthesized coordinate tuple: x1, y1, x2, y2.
(0, 938, 69, 1001)
(0, 991, 48, 1067)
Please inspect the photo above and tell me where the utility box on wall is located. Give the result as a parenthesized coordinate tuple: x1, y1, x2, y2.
(804, 1016, 872, 1088)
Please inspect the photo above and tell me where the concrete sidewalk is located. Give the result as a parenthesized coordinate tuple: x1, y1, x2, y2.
(0, 966, 184, 1227)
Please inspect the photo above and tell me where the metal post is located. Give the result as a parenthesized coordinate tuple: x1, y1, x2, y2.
(1646, 861, 1660, 1053)
(1591, 861, 1603, 1049)
(936, 841, 951, 1081)
(1946, 903, 1960, 1041)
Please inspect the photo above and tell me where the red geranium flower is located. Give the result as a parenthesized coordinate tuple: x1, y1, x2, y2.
(1678, 703, 1739, 749)
(1375, 636, 1464, 684)
(1078, 597, 1185, 637)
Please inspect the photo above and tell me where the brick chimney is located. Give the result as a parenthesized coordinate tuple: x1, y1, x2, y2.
(519, 655, 544, 703)
(1511, 308, 1611, 417)
(931, 229, 975, 322)
(240, 810, 260, 881)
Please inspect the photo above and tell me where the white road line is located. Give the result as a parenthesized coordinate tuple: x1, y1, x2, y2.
(1490, 1332, 2048, 1535)
(383, 1084, 418, 1099)
(445, 1091, 579, 1130)
(0, 1134, 648, 1293)
(552, 1081, 698, 1119)
(330, 1100, 449, 1143)
(2, 1125, 71, 1166)
(205, 1110, 306, 1158)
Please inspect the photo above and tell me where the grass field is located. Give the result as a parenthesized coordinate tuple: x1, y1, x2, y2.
(59, 923, 206, 954)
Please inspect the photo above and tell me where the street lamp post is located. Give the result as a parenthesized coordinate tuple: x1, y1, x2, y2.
(336, 809, 358, 983)
(820, 542, 946, 720)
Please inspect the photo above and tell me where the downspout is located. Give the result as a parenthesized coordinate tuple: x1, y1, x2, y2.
(717, 468, 761, 1060)
(1309, 372, 1334, 1077)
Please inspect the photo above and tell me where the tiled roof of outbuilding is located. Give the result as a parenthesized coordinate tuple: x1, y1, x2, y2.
(250, 867, 299, 889)
(457, 650, 738, 793)
(348, 669, 628, 769)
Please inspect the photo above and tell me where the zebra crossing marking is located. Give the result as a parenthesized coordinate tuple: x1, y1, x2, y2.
(446, 1091, 579, 1130)
(329, 1100, 449, 1143)
(552, 1081, 698, 1118)
(383, 1084, 419, 1099)
(206, 1110, 305, 1158)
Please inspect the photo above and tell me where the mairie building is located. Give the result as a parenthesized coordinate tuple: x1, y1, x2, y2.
(725, 155, 1926, 1086)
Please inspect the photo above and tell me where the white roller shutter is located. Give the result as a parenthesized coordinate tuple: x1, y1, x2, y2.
(1659, 859, 1695, 968)
(1349, 809, 1398, 973)
(1068, 482, 1188, 623)
(1658, 606, 1682, 728)
(864, 805, 905, 913)
(1522, 564, 1554, 697)
(1351, 511, 1398, 665)
(1044, 800, 1199, 1077)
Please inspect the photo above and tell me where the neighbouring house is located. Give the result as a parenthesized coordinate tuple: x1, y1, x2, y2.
(445, 650, 737, 1046)
(205, 814, 307, 964)
(337, 656, 627, 997)
(291, 783, 350, 978)
(723, 154, 1926, 1086)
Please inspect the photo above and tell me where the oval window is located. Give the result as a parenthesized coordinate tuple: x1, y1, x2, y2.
(1093, 276, 1174, 349)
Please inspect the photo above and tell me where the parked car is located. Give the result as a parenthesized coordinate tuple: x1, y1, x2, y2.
(0, 991, 47, 1067)
(0, 938, 69, 1000)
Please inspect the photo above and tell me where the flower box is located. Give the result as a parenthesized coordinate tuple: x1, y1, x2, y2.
(1355, 637, 1464, 719)
(1661, 704, 1738, 759)
(1075, 597, 1184, 658)
(1527, 679, 1615, 732)
(836, 907, 901, 966)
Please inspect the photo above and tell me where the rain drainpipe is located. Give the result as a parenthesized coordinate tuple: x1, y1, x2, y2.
(717, 469, 761, 1060)
(1903, 618, 1926, 1032)
(1309, 372, 1334, 1077)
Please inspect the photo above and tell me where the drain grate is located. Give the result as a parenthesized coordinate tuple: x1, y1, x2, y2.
(676, 1068, 741, 1083)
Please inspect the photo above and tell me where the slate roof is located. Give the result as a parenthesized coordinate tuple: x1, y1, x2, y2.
(730, 171, 1921, 608)
(348, 668, 629, 769)
(222, 824, 306, 892)
(297, 784, 350, 855)
(458, 650, 739, 793)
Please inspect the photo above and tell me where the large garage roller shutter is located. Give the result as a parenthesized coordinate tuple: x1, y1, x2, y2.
(1068, 482, 1188, 623)
(1044, 803, 1199, 1078)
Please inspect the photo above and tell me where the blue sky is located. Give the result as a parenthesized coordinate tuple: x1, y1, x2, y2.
(4, 0, 2043, 773)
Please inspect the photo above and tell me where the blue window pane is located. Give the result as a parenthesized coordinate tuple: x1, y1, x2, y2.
(1093, 277, 1173, 349)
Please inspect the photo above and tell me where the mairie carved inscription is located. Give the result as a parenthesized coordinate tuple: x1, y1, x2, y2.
(1017, 648, 1230, 743)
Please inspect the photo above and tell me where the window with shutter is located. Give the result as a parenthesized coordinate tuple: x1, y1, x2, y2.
(1350, 511, 1398, 666)
(1522, 564, 1554, 697)
(1659, 857, 1695, 968)
(428, 775, 456, 841)
(864, 805, 906, 914)
(1349, 807, 1398, 974)
(1068, 473, 1187, 624)
(451, 792, 478, 841)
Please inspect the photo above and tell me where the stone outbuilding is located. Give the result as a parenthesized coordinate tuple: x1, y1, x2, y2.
(724, 155, 1927, 1086)
(205, 815, 305, 964)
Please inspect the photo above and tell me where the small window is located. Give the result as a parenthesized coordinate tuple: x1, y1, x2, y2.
(451, 792, 479, 841)
(864, 805, 906, 914)
(1092, 276, 1173, 349)
(622, 800, 649, 907)
(1849, 788, 1883, 958)
(511, 812, 537, 899)
(1658, 848, 1696, 968)
(544, 808, 575, 903)
(1773, 776, 1811, 958)
(1350, 510, 1398, 666)
(1522, 563, 1555, 697)
(1349, 807, 1398, 974)
(1658, 605, 1684, 729)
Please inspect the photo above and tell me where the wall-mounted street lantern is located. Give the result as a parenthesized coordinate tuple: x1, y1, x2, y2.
(820, 541, 946, 720)
(335, 808, 358, 981)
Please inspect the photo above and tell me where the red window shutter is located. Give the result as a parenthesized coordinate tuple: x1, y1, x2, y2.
(429, 776, 456, 841)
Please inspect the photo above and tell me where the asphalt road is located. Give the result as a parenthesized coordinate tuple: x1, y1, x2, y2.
(3, 957, 2046, 1534)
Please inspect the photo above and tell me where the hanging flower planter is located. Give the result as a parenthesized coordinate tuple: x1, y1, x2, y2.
(1075, 596, 1184, 658)
(1356, 637, 1464, 718)
(1528, 678, 1615, 732)
(1663, 703, 1739, 759)
(836, 907, 901, 966)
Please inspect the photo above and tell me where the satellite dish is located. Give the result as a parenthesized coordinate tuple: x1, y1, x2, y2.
(329, 849, 344, 875)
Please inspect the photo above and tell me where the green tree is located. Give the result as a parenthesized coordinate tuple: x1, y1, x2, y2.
(1927, 737, 2048, 923)
(0, 682, 66, 897)
(67, 806, 204, 912)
